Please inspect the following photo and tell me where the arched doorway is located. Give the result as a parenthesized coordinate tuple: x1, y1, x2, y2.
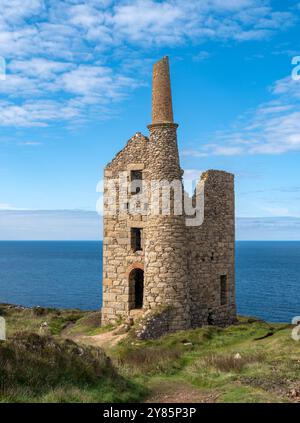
(129, 268, 144, 309)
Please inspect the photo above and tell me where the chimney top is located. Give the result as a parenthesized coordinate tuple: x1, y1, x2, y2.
(151, 56, 174, 124)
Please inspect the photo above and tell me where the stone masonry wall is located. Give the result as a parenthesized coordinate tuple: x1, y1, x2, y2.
(144, 123, 190, 332)
(135, 307, 171, 340)
(187, 170, 236, 327)
(101, 133, 149, 324)
(101, 55, 237, 334)
(102, 127, 236, 331)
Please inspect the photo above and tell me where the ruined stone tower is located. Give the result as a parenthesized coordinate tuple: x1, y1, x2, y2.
(101, 57, 236, 338)
(145, 57, 190, 332)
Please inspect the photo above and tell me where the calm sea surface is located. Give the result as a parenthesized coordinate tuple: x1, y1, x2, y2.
(0, 241, 299, 323)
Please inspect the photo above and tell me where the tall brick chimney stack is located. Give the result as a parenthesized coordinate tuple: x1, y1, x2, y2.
(152, 56, 174, 123)
(147, 56, 180, 180)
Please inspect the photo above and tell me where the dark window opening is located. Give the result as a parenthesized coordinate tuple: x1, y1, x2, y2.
(220, 275, 227, 305)
(129, 269, 144, 309)
(207, 311, 214, 325)
(211, 252, 214, 261)
(131, 228, 142, 252)
(131, 170, 143, 195)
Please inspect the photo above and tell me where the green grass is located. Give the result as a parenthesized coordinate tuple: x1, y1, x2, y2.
(64, 312, 115, 336)
(0, 331, 146, 403)
(0, 304, 85, 337)
(111, 318, 300, 403)
(1, 304, 299, 403)
(0, 304, 146, 403)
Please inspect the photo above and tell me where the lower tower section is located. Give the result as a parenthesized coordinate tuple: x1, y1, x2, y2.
(142, 123, 190, 334)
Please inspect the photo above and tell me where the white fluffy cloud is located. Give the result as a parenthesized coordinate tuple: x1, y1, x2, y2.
(0, 0, 43, 23)
(0, 0, 297, 126)
(65, 0, 294, 46)
(0, 0, 295, 57)
(183, 74, 300, 156)
(0, 99, 81, 127)
(10, 59, 74, 79)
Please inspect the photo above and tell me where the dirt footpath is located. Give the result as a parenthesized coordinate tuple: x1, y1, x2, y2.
(145, 381, 219, 403)
(70, 326, 128, 349)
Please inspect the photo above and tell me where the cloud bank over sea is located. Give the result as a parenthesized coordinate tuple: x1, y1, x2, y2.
(0, 211, 299, 240)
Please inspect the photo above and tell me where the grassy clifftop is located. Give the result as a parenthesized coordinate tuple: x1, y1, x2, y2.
(0, 305, 144, 403)
(113, 318, 300, 403)
(0, 332, 145, 403)
(1, 304, 300, 403)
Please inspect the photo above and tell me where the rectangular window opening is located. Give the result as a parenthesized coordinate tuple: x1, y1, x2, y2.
(220, 275, 227, 306)
(131, 228, 143, 252)
(131, 170, 143, 195)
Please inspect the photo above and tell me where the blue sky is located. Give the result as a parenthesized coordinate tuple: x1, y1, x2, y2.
(0, 0, 300, 240)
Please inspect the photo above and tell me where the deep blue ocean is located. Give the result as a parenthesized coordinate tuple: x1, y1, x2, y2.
(0, 241, 299, 323)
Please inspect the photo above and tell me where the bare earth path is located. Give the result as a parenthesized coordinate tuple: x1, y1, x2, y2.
(65, 327, 219, 403)
(145, 381, 219, 403)
(69, 326, 128, 349)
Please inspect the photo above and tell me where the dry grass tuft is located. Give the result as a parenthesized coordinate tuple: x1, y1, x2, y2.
(116, 345, 182, 375)
(202, 352, 265, 373)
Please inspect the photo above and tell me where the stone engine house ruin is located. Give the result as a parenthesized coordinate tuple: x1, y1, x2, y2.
(101, 57, 236, 338)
